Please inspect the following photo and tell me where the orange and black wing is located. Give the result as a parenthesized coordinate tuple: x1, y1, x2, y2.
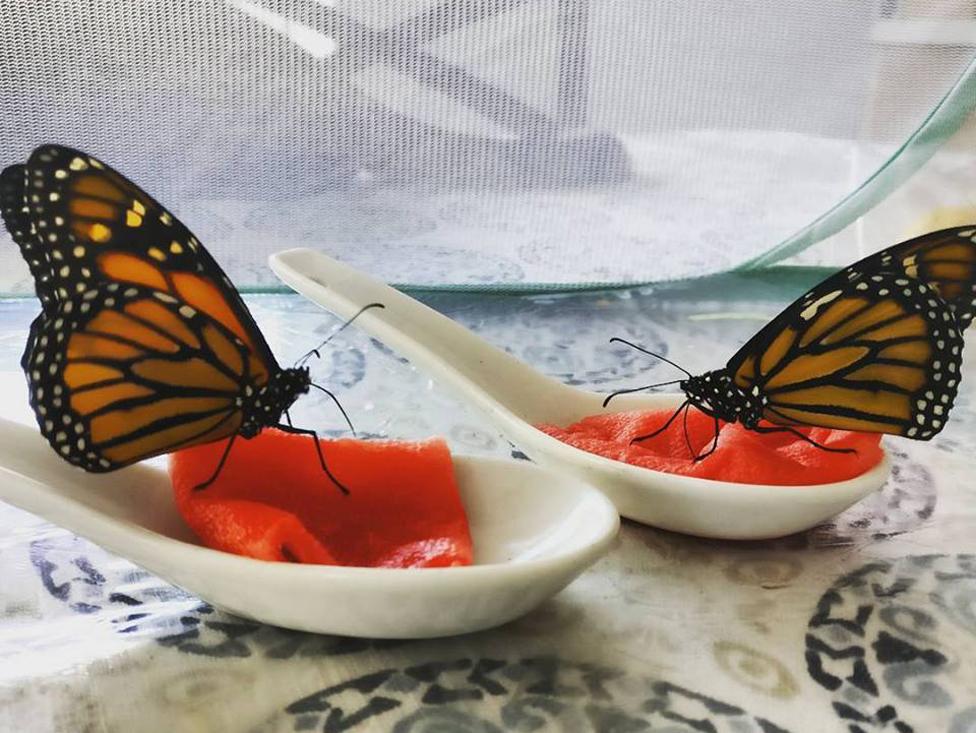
(729, 271, 964, 439)
(2, 163, 57, 309)
(27, 284, 252, 471)
(5, 144, 275, 385)
(864, 226, 976, 326)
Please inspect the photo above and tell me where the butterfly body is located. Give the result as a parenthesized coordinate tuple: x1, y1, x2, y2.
(238, 367, 311, 439)
(678, 369, 765, 429)
(1, 145, 330, 478)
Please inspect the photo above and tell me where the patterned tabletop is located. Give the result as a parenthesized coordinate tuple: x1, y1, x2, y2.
(0, 273, 974, 732)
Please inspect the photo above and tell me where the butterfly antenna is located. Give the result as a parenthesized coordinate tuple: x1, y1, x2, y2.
(602, 379, 684, 408)
(609, 337, 692, 377)
(631, 400, 690, 444)
(296, 302, 386, 367)
(311, 382, 356, 437)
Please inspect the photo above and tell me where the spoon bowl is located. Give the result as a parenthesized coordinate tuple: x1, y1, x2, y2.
(270, 248, 892, 540)
(0, 417, 618, 639)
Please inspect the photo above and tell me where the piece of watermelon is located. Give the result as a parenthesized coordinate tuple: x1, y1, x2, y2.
(538, 407, 883, 485)
(169, 429, 473, 568)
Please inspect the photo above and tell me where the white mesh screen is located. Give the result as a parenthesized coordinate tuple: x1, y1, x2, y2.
(1, 0, 974, 290)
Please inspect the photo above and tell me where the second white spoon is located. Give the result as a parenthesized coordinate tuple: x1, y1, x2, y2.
(269, 249, 891, 540)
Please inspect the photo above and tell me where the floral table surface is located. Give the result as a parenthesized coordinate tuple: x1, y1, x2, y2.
(0, 273, 974, 733)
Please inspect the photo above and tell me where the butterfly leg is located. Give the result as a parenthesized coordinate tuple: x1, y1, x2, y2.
(309, 383, 356, 436)
(274, 422, 350, 496)
(751, 425, 857, 454)
(194, 433, 238, 491)
(692, 416, 721, 462)
(631, 400, 690, 444)
(681, 402, 695, 459)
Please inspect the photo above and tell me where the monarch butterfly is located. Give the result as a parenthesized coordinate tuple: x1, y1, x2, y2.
(1, 144, 367, 489)
(607, 227, 976, 458)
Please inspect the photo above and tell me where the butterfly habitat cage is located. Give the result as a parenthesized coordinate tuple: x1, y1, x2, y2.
(5, 4, 976, 730)
(1, 0, 975, 293)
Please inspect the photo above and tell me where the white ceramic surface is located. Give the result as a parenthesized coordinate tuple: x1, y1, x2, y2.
(0, 417, 619, 639)
(270, 248, 893, 540)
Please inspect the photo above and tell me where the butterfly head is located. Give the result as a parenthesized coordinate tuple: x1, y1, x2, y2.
(239, 367, 311, 438)
(680, 368, 764, 427)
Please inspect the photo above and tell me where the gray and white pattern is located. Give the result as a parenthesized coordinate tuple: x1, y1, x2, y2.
(0, 273, 974, 731)
(2, 2, 975, 293)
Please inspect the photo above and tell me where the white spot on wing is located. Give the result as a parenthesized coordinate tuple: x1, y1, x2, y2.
(800, 290, 843, 321)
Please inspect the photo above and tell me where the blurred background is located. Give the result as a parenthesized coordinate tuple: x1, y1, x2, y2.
(1, 0, 974, 289)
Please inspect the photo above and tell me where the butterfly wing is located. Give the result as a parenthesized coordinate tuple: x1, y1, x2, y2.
(865, 226, 976, 325)
(1, 164, 58, 310)
(28, 284, 250, 470)
(729, 272, 964, 438)
(10, 144, 275, 385)
(3, 145, 296, 468)
(3, 163, 59, 373)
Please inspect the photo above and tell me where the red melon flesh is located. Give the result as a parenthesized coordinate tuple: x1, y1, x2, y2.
(169, 429, 473, 568)
(538, 408, 884, 486)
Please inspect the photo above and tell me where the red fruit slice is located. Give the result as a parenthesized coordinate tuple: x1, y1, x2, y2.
(538, 408, 883, 485)
(169, 429, 473, 568)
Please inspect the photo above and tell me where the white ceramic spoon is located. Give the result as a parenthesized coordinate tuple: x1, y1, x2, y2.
(0, 417, 618, 638)
(270, 248, 892, 540)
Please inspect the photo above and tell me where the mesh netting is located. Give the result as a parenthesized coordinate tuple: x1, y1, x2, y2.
(1, 0, 974, 290)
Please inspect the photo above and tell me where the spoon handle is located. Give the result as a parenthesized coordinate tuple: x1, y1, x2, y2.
(270, 249, 598, 425)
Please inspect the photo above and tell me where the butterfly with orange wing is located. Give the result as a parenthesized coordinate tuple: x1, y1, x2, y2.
(609, 227, 976, 457)
(1, 144, 361, 489)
